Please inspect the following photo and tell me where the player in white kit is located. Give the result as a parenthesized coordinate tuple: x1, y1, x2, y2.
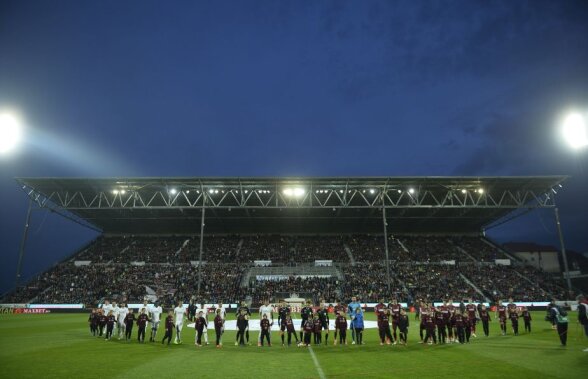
(117, 303, 129, 340)
(101, 300, 113, 320)
(112, 302, 120, 336)
(174, 301, 185, 344)
(216, 302, 226, 321)
(258, 300, 274, 346)
(149, 301, 163, 342)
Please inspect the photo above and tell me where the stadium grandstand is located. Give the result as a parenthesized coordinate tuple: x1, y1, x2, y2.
(2, 176, 577, 307)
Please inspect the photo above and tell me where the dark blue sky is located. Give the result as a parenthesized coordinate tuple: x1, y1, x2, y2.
(1, 0, 587, 294)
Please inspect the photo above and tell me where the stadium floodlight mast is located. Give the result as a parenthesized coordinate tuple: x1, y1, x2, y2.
(556, 110, 587, 293)
(0, 113, 22, 155)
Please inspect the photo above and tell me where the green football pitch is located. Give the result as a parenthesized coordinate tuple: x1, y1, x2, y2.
(1, 311, 586, 378)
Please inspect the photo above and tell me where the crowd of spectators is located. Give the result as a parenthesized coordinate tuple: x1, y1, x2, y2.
(399, 236, 465, 262)
(183, 235, 241, 263)
(246, 276, 339, 306)
(343, 235, 405, 262)
(340, 263, 409, 302)
(76, 236, 186, 263)
(76, 236, 129, 261)
(238, 235, 295, 262)
(396, 263, 480, 302)
(3, 262, 246, 307)
(451, 236, 508, 261)
(2, 234, 573, 305)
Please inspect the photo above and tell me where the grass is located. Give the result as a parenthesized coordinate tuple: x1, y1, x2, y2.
(0, 311, 586, 378)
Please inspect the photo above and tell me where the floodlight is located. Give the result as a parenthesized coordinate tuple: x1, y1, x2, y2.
(112, 189, 119, 195)
(0, 113, 22, 154)
(186, 190, 190, 194)
(477, 188, 484, 194)
(283, 187, 305, 198)
(408, 188, 415, 194)
(214, 190, 219, 194)
(120, 190, 126, 195)
(169, 188, 177, 195)
(397, 190, 402, 194)
(209, 189, 214, 194)
(461, 189, 467, 194)
(562, 112, 588, 149)
(369, 189, 375, 194)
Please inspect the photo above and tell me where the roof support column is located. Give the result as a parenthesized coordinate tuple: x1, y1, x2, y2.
(554, 206, 572, 294)
(382, 203, 391, 293)
(196, 198, 206, 297)
(15, 198, 33, 289)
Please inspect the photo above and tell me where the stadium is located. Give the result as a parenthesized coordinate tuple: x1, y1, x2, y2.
(1, 176, 586, 378)
(2, 2, 588, 378)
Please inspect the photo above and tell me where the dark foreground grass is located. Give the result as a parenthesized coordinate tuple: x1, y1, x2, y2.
(1, 311, 586, 378)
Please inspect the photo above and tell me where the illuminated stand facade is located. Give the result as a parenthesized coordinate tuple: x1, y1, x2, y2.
(15, 176, 573, 295)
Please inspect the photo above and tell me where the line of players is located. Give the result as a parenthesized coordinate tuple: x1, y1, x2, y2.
(232, 297, 366, 347)
(88, 299, 228, 347)
(88, 296, 533, 348)
(376, 297, 533, 346)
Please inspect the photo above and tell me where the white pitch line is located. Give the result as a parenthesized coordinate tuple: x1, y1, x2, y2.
(308, 345, 326, 379)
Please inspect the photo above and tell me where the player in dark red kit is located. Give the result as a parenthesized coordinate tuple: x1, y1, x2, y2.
(195, 310, 207, 347)
(375, 299, 387, 316)
(136, 308, 149, 343)
(124, 309, 135, 341)
(418, 302, 430, 343)
(398, 309, 409, 345)
(465, 299, 478, 338)
(260, 314, 271, 347)
(377, 308, 393, 345)
(374, 299, 388, 343)
(423, 310, 436, 345)
(284, 314, 298, 346)
(479, 304, 491, 337)
(161, 311, 174, 345)
(521, 306, 532, 333)
(496, 300, 508, 335)
(334, 301, 345, 317)
(213, 308, 224, 347)
(388, 299, 402, 344)
(105, 310, 116, 340)
(334, 311, 348, 345)
(453, 310, 467, 344)
(435, 306, 446, 344)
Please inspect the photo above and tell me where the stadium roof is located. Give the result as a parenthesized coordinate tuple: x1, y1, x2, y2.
(16, 176, 567, 235)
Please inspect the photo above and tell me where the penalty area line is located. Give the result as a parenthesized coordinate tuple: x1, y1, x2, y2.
(308, 345, 326, 379)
